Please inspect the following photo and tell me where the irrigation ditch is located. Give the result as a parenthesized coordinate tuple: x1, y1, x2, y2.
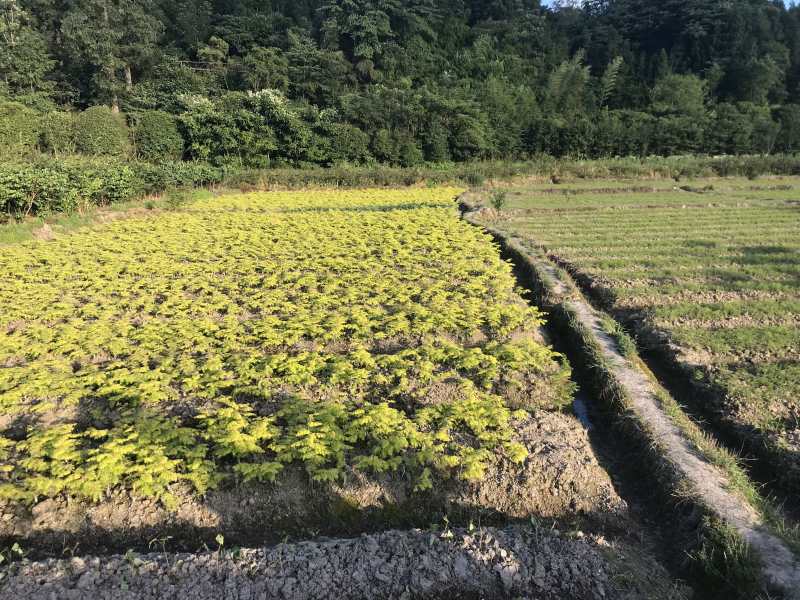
(546, 251, 800, 502)
(460, 198, 800, 599)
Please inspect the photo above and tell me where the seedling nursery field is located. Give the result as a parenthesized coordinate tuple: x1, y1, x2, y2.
(2, 185, 692, 595)
(475, 178, 800, 494)
(6, 180, 800, 598)
(0, 188, 566, 523)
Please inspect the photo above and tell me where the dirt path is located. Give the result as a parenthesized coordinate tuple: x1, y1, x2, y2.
(468, 211, 800, 597)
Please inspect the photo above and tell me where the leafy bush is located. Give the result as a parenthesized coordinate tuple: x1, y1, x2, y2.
(66, 161, 142, 204)
(0, 164, 77, 216)
(163, 187, 192, 209)
(136, 161, 223, 193)
(39, 111, 77, 155)
(74, 106, 131, 156)
(0, 159, 222, 218)
(490, 190, 508, 211)
(179, 90, 311, 167)
(0, 160, 142, 216)
(0, 101, 40, 157)
(134, 110, 184, 161)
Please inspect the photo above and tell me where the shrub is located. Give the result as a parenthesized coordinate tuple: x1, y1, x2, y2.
(0, 158, 223, 218)
(0, 164, 77, 216)
(0, 101, 40, 157)
(163, 187, 192, 209)
(134, 161, 222, 193)
(74, 106, 131, 156)
(66, 161, 143, 204)
(490, 190, 508, 211)
(39, 112, 77, 155)
(134, 110, 184, 161)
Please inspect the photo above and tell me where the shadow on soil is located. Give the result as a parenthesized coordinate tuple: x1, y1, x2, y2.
(1, 473, 626, 562)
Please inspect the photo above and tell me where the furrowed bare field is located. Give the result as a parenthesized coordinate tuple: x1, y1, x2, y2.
(477, 178, 800, 495)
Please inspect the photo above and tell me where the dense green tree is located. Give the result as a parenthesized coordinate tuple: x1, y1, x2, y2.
(159, 0, 212, 52)
(61, 0, 164, 109)
(285, 30, 354, 104)
(774, 103, 800, 153)
(0, 0, 54, 100)
(650, 73, 708, 119)
(241, 47, 290, 91)
(545, 50, 591, 114)
(179, 89, 311, 166)
(3, 0, 800, 160)
(477, 77, 538, 157)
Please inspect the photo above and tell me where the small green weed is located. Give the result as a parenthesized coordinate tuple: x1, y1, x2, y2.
(465, 171, 485, 187)
(600, 317, 637, 358)
(690, 521, 764, 599)
(490, 190, 508, 211)
(0, 542, 25, 565)
(163, 187, 191, 210)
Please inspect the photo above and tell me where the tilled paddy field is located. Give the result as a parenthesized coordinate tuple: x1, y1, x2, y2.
(472, 178, 800, 496)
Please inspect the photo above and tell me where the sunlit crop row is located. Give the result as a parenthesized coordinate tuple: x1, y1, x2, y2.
(0, 188, 570, 506)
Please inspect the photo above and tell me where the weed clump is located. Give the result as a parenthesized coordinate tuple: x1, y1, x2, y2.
(490, 190, 508, 211)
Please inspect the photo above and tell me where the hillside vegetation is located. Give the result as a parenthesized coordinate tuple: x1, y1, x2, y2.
(2, 0, 800, 166)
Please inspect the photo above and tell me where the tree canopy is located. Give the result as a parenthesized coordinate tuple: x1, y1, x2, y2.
(3, 0, 800, 160)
